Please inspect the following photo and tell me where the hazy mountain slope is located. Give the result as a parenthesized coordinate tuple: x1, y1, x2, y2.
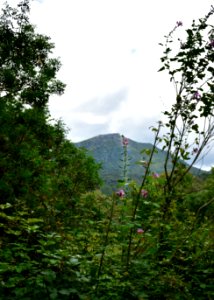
(75, 133, 207, 193)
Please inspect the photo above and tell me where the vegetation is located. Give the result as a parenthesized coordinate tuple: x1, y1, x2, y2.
(0, 1, 101, 299)
(0, 1, 213, 299)
(76, 133, 208, 194)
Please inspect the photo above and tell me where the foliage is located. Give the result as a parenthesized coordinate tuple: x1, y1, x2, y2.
(0, 1, 214, 300)
(79, 6, 214, 299)
(76, 133, 207, 194)
(0, 1, 101, 299)
(0, 0, 65, 108)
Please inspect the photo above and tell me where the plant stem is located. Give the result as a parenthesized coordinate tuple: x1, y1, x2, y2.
(126, 123, 161, 267)
(95, 194, 116, 293)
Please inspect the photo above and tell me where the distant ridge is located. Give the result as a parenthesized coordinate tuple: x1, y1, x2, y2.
(75, 133, 207, 193)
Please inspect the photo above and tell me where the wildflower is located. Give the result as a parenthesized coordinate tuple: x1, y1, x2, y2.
(141, 189, 148, 198)
(193, 91, 201, 100)
(180, 42, 186, 49)
(137, 228, 144, 234)
(152, 172, 160, 178)
(209, 40, 214, 48)
(192, 148, 198, 154)
(122, 136, 129, 146)
(176, 21, 183, 27)
(116, 189, 125, 197)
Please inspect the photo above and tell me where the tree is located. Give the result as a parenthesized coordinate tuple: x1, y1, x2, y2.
(0, 2, 101, 298)
(0, 0, 65, 108)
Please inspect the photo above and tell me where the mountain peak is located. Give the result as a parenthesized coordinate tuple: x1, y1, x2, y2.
(75, 133, 207, 193)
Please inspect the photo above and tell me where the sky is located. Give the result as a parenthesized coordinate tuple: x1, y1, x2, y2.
(1, 0, 214, 170)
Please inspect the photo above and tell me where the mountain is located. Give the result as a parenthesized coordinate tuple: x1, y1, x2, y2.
(75, 133, 207, 193)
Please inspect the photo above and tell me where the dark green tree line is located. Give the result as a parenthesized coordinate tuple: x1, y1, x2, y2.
(0, 1, 101, 298)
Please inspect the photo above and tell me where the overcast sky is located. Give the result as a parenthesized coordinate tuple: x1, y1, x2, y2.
(2, 0, 214, 170)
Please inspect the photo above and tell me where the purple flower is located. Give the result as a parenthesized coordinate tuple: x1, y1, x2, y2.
(176, 21, 183, 27)
(152, 172, 160, 178)
(209, 40, 214, 48)
(192, 148, 198, 154)
(180, 42, 186, 49)
(116, 189, 125, 197)
(193, 91, 201, 100)
(137, 228, 144, 234)
(141, 189, 148, 198)
(122, 136, 129, 146)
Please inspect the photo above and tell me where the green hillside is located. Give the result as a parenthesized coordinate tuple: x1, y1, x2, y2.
(76, 133, 207, 193)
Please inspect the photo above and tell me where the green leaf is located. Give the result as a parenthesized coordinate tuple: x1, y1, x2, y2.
(0, 263, 12, 273)
(158, 66, 165, 72)
(0, 203, 12, 209)
(68, 257, 80, 266)
(59, 288, 78, 295)
(41, 270, 56, 282)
